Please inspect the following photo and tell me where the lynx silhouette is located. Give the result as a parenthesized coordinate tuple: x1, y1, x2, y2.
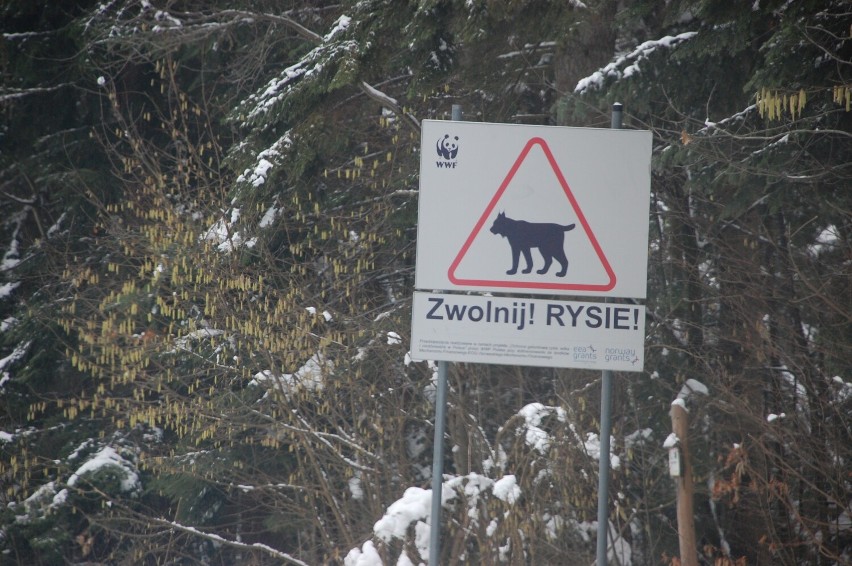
(489, 212, 576, 276)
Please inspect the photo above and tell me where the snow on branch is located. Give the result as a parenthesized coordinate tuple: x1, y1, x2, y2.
(0, 84, 74, 102)
(677, 378, 709, 401)
(324, 14, 352, 42)
(672, 378, 709, 412)
(152, 516, 310, 566)
(359, 81, 420, 133)
(90, 4, 420, 134)
(246, 406, 379, 472)
(575, 31, 698, 94)
(515, 402, 566, 453)
(0, 341, 30, 377)
(235, 132, 293, 189)
(67, 446, 140, 493)
(87, 3, 324, 44)
(235, 14, 421, 135)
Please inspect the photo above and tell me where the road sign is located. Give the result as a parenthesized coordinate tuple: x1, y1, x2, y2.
(415, 120, 652, 298)
(410, 291, 645, 371)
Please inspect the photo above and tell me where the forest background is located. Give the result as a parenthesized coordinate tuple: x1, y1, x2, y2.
(0, 1, 849, 565)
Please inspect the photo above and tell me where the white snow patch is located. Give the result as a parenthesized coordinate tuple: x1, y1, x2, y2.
(413, 521, 430, 561)
(259, 204, 279, 228)
(67, 446, 140, 493)
(0, 281, 21, 298)
(349, 474, 364, 500)
(68, 438, 95, 461)
(14, 481, 70, 522)
(1, 210, 25, 271)
(625, 428, 653, 448)
(831, 376, 852, 405)
(1, 316, 18, 332)
(676, 378, 709, 404)
(663, 432, 679, 449)
(492, 475, 521, 504)
(584, 432, 620, 469)
(153, 9, 182, 27)
(516, 402, 565, 453)
(324, 15, 352, 42)
(251, 354, 331, 394)
(343, 540, 382, 566)
(173, 328, 226, 351)
(52, 488, 68, 506)
(0, 340, 30, 383)
(387, 331, 402, 345)
(608, 519, 633, 565)
(808, 225, 839, 256)
(235, 134, 292, 188)
(201, 208, 246, 253)
(305, 307, 333, 322)
(544, 513, 565, 541)
(486, 518, 499, 536)
(374, 486, 433, 543)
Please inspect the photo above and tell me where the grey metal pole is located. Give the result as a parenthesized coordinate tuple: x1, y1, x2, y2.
(429, 103, 462, 565)
(596, 102, 623, 566)
(611, 101, 623, 130)
(595, 368, 614, 566)
(428, 360, 449, 565)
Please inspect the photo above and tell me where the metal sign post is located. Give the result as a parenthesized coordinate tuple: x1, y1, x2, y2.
(428, 103, 462, 566)
(596, 102, 623, 566)
(428, 359, 448, 564)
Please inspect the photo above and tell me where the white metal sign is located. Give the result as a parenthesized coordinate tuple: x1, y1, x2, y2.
(415, 120, 652, 298)
(410, 291, 645, 371)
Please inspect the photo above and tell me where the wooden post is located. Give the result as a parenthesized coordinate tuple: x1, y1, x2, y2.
(670, 401, 698, 566)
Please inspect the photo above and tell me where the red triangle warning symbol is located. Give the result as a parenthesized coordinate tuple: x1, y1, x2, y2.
(448, 137, 616, 293)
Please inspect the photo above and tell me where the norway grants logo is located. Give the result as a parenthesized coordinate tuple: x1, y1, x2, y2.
(436, 134, 459, 168)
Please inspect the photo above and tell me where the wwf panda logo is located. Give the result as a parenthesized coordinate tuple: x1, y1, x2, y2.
(436, 134, 459, 160)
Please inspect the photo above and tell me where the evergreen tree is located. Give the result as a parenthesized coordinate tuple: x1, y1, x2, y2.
(566, 0, 851, 563)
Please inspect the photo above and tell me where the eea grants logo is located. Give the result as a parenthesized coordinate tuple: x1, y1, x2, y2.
(436, 134, 459, 168)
